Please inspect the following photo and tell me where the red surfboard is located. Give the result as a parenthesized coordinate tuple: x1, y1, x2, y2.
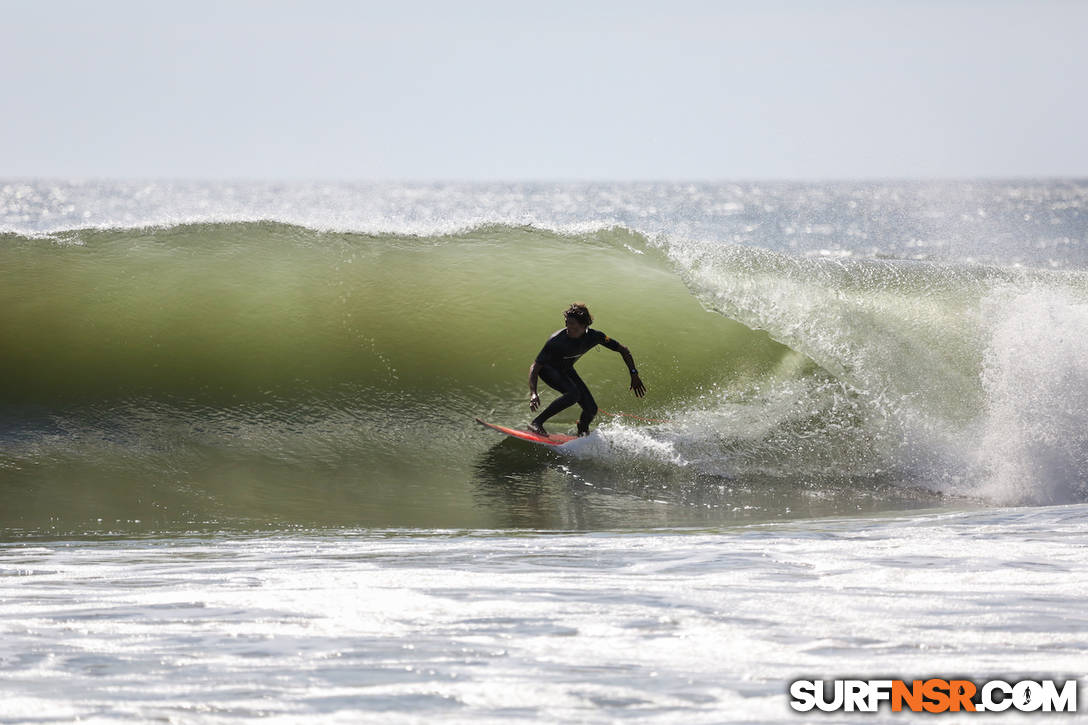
(475, 418, 577, 447)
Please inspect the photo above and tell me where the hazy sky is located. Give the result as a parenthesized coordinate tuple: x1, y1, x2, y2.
(3, 0, 1086, 180)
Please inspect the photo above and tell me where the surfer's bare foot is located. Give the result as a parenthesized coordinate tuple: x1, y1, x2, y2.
(527, 422, 547, 436)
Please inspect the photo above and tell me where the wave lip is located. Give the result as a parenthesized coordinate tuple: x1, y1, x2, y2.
(5, 179, 1088, 269)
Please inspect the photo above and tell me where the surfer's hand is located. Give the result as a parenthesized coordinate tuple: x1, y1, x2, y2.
(529, 393, 540, 411)
(630, 374, 646, 398)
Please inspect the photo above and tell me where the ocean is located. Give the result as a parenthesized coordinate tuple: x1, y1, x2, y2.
(2, 179, 1086, 721)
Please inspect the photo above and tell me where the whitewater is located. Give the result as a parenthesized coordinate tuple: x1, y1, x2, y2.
(2, 180, 1087, 722)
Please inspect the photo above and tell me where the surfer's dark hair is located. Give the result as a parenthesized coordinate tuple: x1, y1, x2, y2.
(564, 302, 593, 326)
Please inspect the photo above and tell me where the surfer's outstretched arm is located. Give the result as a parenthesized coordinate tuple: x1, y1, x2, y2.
(616, 346, 646, 398)
(528, 361, 542, 411)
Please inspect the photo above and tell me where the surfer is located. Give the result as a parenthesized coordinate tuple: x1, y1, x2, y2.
(528, 302, 646, 436)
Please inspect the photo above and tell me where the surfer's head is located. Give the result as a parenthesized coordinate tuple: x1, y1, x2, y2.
(564, 302, 592, 338)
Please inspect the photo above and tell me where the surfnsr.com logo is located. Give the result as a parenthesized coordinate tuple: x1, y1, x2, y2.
(789, 679, 1079, 713)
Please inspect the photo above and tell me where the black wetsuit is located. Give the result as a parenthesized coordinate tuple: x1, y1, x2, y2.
(532, 328, 623, 431)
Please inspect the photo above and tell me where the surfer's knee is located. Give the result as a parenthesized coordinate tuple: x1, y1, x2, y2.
(558, 386, 578, 402)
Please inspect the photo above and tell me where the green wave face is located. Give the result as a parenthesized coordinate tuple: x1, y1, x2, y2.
(1, 223, 798, 405)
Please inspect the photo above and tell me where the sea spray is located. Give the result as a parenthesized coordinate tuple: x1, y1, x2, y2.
(977, 287, 1088, 504)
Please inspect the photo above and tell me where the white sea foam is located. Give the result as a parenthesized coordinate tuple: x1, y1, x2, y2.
(2, 507, 1085, 723)
(976, 287, 1088, 504)
(564, 423, 688, 468)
